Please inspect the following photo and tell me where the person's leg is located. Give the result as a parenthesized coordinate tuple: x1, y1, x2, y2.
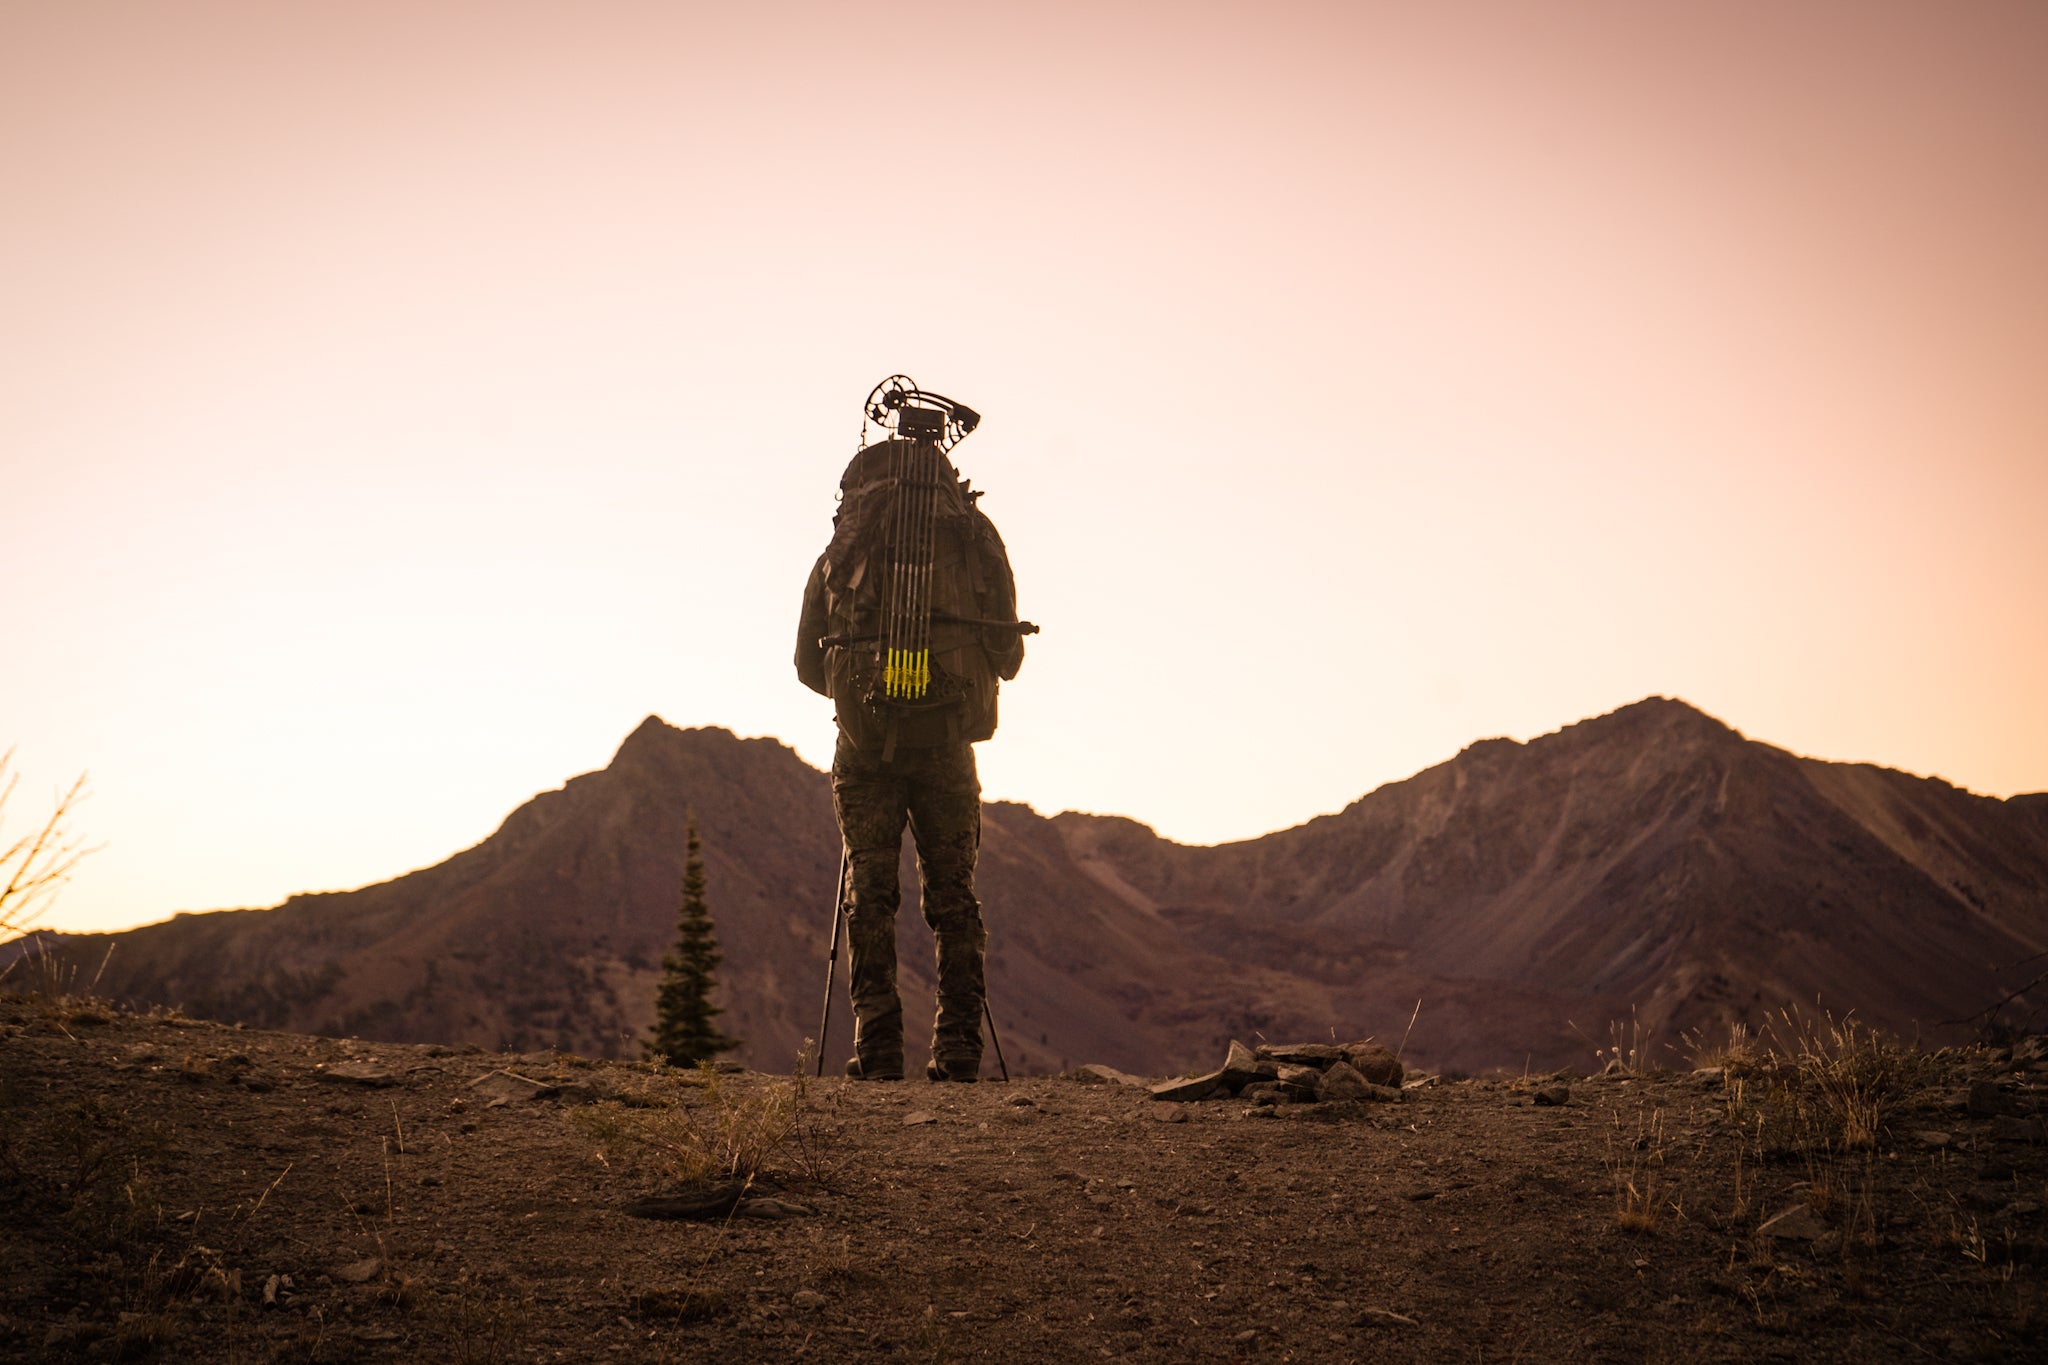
(832, 736, 908, 1079)
(907, 743, 985, 1080)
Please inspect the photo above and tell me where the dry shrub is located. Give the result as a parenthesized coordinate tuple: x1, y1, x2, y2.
(1682, 1019, 1765, 1073)
(1709, 1009, 1932, 1158)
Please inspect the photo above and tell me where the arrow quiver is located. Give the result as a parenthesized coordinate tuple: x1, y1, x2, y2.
(820, 377, 1036, 760)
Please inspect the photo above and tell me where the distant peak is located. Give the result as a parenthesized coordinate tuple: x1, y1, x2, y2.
(1594, 696, 1744, 740)
(614, 714, 675, 755)
(609, 715, 788, 773)
(610, 714, 687, 767)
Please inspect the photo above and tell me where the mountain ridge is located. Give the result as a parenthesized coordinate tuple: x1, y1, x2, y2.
(18, 697, 2047, 1074)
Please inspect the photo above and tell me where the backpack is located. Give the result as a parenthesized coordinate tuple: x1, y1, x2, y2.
(817, 438, 1025, 757)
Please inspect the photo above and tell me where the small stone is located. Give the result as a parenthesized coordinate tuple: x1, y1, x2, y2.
(1220, 1039, 1275, 1090)
(1758, 1204, 1827, 1241)
(792, 1289, 827, 1311)
(1153, 1104, 1189, 1124)
(1006, 1094, 1036, 1107)
(1242, 1083, 1290, 1107)
(1070, 1064, 1150, 1088)
(1532, 1084, 1571, 1107)
(1255, 1043, 1344, 1069)
(1316, 1061, 1375, 1102)
(903, 1110, 938, 1126)
(1150, 1070, 1225, 1103)
(467, 1070, 556, 1104)
(1357, 1307, 1418, 1328)
(1339, 1042, 1404, 1088)
(623, 1183, 747, 1221)
(336, 1258, 383, 1284)
(551, 1080, 601, 1105)
(319, 1062, 397, 1087)
(1233, 1328, 1258, 1343)
(1914, 1130, 1953, 1149)
(262, 1274, 281, 1307)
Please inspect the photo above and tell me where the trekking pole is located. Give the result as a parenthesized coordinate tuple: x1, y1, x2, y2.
(984, 998, 1010, 1082)
(814, 849, 848, 1078)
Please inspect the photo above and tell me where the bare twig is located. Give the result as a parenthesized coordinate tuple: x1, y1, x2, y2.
(1937, 967, 2048, 1028)
(0, 750, 98, 942)
(1396, 998, 1422, 1061)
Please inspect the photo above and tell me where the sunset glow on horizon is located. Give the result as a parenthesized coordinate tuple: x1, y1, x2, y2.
(5, 1, 2045, 935)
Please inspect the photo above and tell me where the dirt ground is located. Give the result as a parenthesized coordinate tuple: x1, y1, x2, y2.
(2, 993, 2043, 1364)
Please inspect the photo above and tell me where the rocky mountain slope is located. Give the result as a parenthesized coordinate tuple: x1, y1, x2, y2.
(23, 699, 2048, 1074)
(1064, 697, 2048, 1066)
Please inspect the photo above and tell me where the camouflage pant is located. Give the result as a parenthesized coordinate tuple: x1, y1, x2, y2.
(831, 733, 986, 1075)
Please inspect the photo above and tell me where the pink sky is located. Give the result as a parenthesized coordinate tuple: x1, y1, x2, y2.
(4, 1, 2045, 934)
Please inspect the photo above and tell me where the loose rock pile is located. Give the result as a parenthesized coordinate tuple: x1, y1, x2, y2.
(1147, 1039, 1406, 1105)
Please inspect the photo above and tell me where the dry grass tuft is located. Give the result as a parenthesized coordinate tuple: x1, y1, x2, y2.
(1, 934, 119, 1040)
(572, 1063, 805, 1185)
(1572, 1005, 1661, 1075)
(1606, 1101, 1668, 1234)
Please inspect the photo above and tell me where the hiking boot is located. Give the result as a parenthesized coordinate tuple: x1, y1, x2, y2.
(926, 1057, 980, 1084)
(845, 1056, 903, 1082)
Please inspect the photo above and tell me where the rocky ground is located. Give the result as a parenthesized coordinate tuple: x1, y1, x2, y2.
(2, 992, 2044, 1363)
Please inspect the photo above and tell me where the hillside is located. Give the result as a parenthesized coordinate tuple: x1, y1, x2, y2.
(20, 698, 2048, 1074)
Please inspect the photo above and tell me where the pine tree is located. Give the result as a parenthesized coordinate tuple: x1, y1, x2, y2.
(645, 819, 739, 1066)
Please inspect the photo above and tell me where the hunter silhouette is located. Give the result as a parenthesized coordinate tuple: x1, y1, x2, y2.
(795, 378, 1032, 1082)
